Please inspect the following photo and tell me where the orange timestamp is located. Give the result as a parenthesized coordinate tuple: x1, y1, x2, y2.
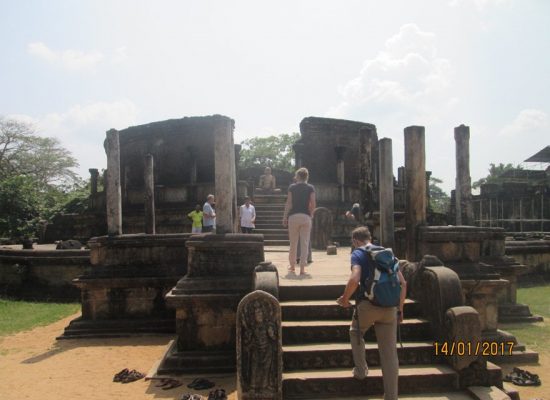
(433, 341, 515, 356)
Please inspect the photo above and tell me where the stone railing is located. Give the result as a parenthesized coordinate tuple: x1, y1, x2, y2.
(403, 255, 482, 374)
(253, 261, 279, 299)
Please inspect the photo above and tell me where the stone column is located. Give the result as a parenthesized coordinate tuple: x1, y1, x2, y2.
(404, 126, 426, 261)
(379, 138, 395, 249)
(359, 127, 375, 216)
(335, 145, 346, 203)
(104, 129, 122, 236)
(214, 116, 237, 234)
(144, 153, 156, 234)
(89, 168, 99, 195)
(234, 144, 242, 182)
(293, 143, 304, 169)
(455, 124, 474, 225)
(397, 167, 405, 188)
(426, 171, 432, 212)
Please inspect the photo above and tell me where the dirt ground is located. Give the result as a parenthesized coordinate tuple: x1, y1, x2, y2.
(1, 312, 549, 400)
(0, 312, 237, 400)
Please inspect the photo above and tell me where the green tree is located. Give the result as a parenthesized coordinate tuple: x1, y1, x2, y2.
(0, 117, 86, 238)
(472, 163, 523, 189)
(429, 176, 450, 214)
(239, 133, 300, 172)
(0, 117, 78, 185)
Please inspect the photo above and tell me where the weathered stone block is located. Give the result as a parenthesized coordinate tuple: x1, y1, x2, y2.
(327, 245, 337, 255)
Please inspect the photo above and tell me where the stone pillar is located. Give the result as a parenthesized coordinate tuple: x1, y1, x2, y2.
(404, 126, 426, 261)
(144, 153, 155, 235)
(455, 124, 474, 225)
(359, 127, 375, 216)
(214, 116, 236, 234)
(379, 138, 395, 249)
(335, 145, 346, 203)
(426, 171, 432, 212)
(235, 144, 242, 182)
(293, 143, 304, 169)
(397, 167, 405, 188)
(104, 129, 122, 236)
(89, 168, 99, 195)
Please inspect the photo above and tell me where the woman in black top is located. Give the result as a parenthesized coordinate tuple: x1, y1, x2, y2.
(282, 167, 316, 275)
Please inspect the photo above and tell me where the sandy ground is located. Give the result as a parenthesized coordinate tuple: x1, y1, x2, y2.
(0, 313, 237, 400)
(1, 248, 549, 400)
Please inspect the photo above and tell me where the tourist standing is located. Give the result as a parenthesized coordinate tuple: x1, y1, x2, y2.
(282, 167, 316, 275)
(202, 194, 216, 233)
(239, 196, 256, 233)
(337, 226, 406, 400)
(187, 204, 203, 233)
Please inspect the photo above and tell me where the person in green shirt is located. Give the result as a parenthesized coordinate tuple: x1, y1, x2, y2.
(187, 204, 203, 233)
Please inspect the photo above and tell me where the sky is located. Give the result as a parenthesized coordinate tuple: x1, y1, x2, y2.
(1, 0, 549, 192)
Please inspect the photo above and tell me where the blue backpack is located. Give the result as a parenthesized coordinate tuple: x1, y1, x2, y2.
(356, 245, 401, 307)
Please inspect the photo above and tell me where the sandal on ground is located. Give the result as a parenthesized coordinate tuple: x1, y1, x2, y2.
(208, 388, 227, 400)
(113, 368, 129, 382)
(181, 394, 203, 400)
(121, 369, 145, 383)
(188, 378, 215, 390)
(161, 379, 182, 390)
(504, 367, 541, 386)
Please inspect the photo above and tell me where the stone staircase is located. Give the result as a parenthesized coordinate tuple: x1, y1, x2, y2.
(279, 284, 506, 399)
(253, 194, 289, 246)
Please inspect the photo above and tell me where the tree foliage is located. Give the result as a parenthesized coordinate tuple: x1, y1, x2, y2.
(429, 176, 450, 214)
(0, 117, 78, 185)
(0, 117, 87, 238)
(239, 133, 300, 172)
(472, 163, 523, 189)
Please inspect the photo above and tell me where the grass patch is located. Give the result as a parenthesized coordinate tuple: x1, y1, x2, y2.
(501, 283, 550, 352)
(0, 298, 79, 336)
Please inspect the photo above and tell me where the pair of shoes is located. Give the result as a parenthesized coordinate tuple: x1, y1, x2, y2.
(208, 388, 227, 400)
(181, 394, 203, 400)
(156, 378, 183, 390)
(188, 378, 215, 390)
(113, 368, 145, 383)
(503, 367, 541, 386)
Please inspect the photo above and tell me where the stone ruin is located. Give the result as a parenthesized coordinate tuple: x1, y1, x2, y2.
(2, 112, 546, 399)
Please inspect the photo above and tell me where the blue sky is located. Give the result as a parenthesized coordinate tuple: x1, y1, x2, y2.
(1, 0, 549, 192)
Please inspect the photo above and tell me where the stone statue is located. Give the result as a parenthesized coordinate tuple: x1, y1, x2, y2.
(237, 290, 282, 400)
(257, 167, 281, 194)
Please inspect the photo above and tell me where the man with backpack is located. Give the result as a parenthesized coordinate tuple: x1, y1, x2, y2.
(337, 226, 406, 400)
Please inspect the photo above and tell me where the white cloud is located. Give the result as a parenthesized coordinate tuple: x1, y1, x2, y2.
(328, 23, 456, 126)
(500, 109, 549, 138)
(9, 100, 139, 176)
(27, 41, 104, 71)
(448, 0, 510, 10)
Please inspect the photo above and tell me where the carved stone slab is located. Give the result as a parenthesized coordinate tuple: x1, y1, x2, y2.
(237, 290, 282, 400)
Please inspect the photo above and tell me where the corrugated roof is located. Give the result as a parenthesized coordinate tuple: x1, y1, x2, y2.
(525, 146, 550, 163)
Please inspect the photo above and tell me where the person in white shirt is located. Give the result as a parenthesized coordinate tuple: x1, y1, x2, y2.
(239, 196, 256, 233)
(202, 194, 216, 233)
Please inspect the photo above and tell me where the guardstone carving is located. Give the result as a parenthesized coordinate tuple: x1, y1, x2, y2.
(237, 290, 282, 400)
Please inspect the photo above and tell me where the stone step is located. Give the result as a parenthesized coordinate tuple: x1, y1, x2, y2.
(254, 204, 286, 211)
(58, 317, 175, 339)
(282, 365, 460, 398)
(252, 195, 287, 204)
(487, 348, 538, 364)
(281, 299, 422, 321)
(280, 284, 345, 301)
(265, 239, 290, 246)
(255, 223, 286, 229)
(320, 393, 477, 400)
(283, 341, 443, 371)
(282, 318, 432, 345)
(254, 228, 289, 235)
(255, 212, 285, 219)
